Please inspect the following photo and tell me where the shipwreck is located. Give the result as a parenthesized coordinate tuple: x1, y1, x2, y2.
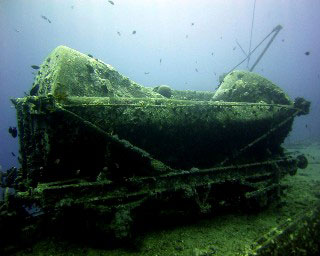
(0, 46, 312, 252)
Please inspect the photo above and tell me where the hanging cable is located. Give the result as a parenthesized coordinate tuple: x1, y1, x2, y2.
(247, 0, 257, 68)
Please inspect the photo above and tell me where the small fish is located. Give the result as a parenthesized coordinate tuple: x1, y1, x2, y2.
(108, 0, 114, 5)
(87, 54, 93, 58)
(211, 52, 214, 56)
(159, 58, 162, 64)
(14, 28, 20, 33)
(54, 159, 60, 165)
(11, 152, 16, 157)
(214, 72, 216, 76)
(305, 51, 310, 56)
(186, 35, 188, 38)
(71, 5, 74, 9)
(132, 30, 136, 34)
(195, 68, 198, 72)
(233, 46, 236, 50)
(220, 36, 222, 39)
(8, 126, 17, 138)
(144, 72, 150, 75)
(191, 22, 194, 26)
(117, 31, 121, 36)
(305, 124, 308, 128)
(31, 65, 40, 70)
(41, 15, 51, 23)
(282, 39, 285, 42)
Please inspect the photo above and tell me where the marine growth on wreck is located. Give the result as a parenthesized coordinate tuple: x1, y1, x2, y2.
(0, 46, 311, 253)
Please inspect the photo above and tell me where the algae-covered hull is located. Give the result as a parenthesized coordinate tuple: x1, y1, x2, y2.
(14, 95, 298, 178)
(1, 46, 311, 251)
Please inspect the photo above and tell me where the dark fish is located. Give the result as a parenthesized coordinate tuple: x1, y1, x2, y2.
(11, 152, 16, 157)
(14, 28, 20, 33)
(305, 124, 308, 128)
(108, 0, 114, 5)
(214, 72, 216, 76)
(144, 72, 150, 75)
(191, 22, 194, 26)
(186, 35, 188, 38)
(87, 54, 93, 58)
(220, 36, 222, 39)
(71, 5, 74, 9)
(8, 126, 17, 138)
(211, 52, 214, 56)
(233, 46, 236, 50)
(117, 31, 121, 36)
(41, 15, 51, 23)
(160, 58, 162, 64)
(305, 51, 310, 56)
(132, 30, 136, 34)
(195, 68, 198, 72)
(282, 39, 285, 42)
(31, 65, 40, 70)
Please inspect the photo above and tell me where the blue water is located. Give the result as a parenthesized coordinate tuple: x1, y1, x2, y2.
(0, 0, 319, 171)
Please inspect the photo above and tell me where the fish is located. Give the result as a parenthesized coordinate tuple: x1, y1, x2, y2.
(71, 5, 74, 9)
(41, 15, 51, 23)
(87, 54, 93, 58)
(305, 51, 310, 56)
(14, 28, 20, 33)
(191, 22, 194, 26)
(282, 39, 285, 42)
(132, 30, 136, 34)
(186, 35, 188, 38)
(117, 31, 121, 36)
(233, 46, 236, 50)
(31, 65, 40, 70)
(211, 52, 214, 56)
(108, 0, 114, 5)
(144, 72, 150, 75)
(8, 126, 17, 138)
(11, 152, 16, 157)
(305, 124, 308, 128)
(160, 58, 162, 64)
(195, 68, 198, 72)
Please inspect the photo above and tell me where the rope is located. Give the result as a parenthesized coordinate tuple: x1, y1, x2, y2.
(247, 0, 257, 68)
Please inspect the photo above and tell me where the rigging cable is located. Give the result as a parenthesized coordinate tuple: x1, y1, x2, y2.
(247, 0, 257, 68)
